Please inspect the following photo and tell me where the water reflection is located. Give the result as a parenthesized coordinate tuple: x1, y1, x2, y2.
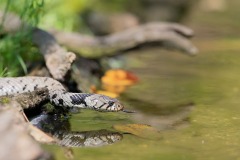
(30, 114, 123, 147)
(54, 130, 122, 147)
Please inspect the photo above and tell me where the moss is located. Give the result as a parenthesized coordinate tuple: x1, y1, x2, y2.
(43, 103, 55, 112)
(0, 97, 10, 104)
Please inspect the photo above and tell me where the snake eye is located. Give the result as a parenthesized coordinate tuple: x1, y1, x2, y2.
(108, 101, 115, 107)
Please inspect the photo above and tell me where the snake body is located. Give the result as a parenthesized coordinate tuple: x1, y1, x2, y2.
(0, 77, 124, 112)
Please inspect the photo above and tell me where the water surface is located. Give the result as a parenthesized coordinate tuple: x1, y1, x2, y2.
(44, 38, 240, 160)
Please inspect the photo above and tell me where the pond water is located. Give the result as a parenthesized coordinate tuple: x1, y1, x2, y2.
(43, 38, 240, 160)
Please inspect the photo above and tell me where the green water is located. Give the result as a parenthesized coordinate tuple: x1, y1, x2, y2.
(43, 38, 240, 160)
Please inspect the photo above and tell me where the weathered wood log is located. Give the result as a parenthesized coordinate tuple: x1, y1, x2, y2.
(0, 87, 58, 159)
(0, 102, 53, 160)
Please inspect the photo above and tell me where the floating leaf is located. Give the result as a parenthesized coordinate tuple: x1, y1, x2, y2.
(113, 124, 162, 140)
(101, 69, 138, 94)
(91, 69, 138, 96)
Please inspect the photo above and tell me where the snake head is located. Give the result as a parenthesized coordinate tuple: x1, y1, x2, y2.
(85, 94, 124, 112)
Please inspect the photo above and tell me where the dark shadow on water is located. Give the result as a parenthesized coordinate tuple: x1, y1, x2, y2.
(30, 114, 123, 148)
(122, 95, 194, 116)
(121, 95, 195, 130)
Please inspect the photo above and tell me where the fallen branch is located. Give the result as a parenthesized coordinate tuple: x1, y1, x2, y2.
(50, 22, 198, 58)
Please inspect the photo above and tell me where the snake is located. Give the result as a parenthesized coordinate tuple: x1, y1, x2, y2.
(0, 76, 124, 112)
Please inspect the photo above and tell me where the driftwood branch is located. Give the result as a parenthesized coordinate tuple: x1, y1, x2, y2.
(0, 11, 76, 81)
(50, 22, 198, 58)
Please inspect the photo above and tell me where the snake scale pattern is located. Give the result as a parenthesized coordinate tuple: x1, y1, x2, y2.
(54, 130, 122, 147)
(0, 76, 124, 112)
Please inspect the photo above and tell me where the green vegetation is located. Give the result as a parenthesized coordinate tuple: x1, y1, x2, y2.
(0, 0, 135, 77)
(37, 0, 135, 32)
(0, 0, 44, 77)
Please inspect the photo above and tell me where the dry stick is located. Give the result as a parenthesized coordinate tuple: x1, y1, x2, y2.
(0, 11, 76, 81)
